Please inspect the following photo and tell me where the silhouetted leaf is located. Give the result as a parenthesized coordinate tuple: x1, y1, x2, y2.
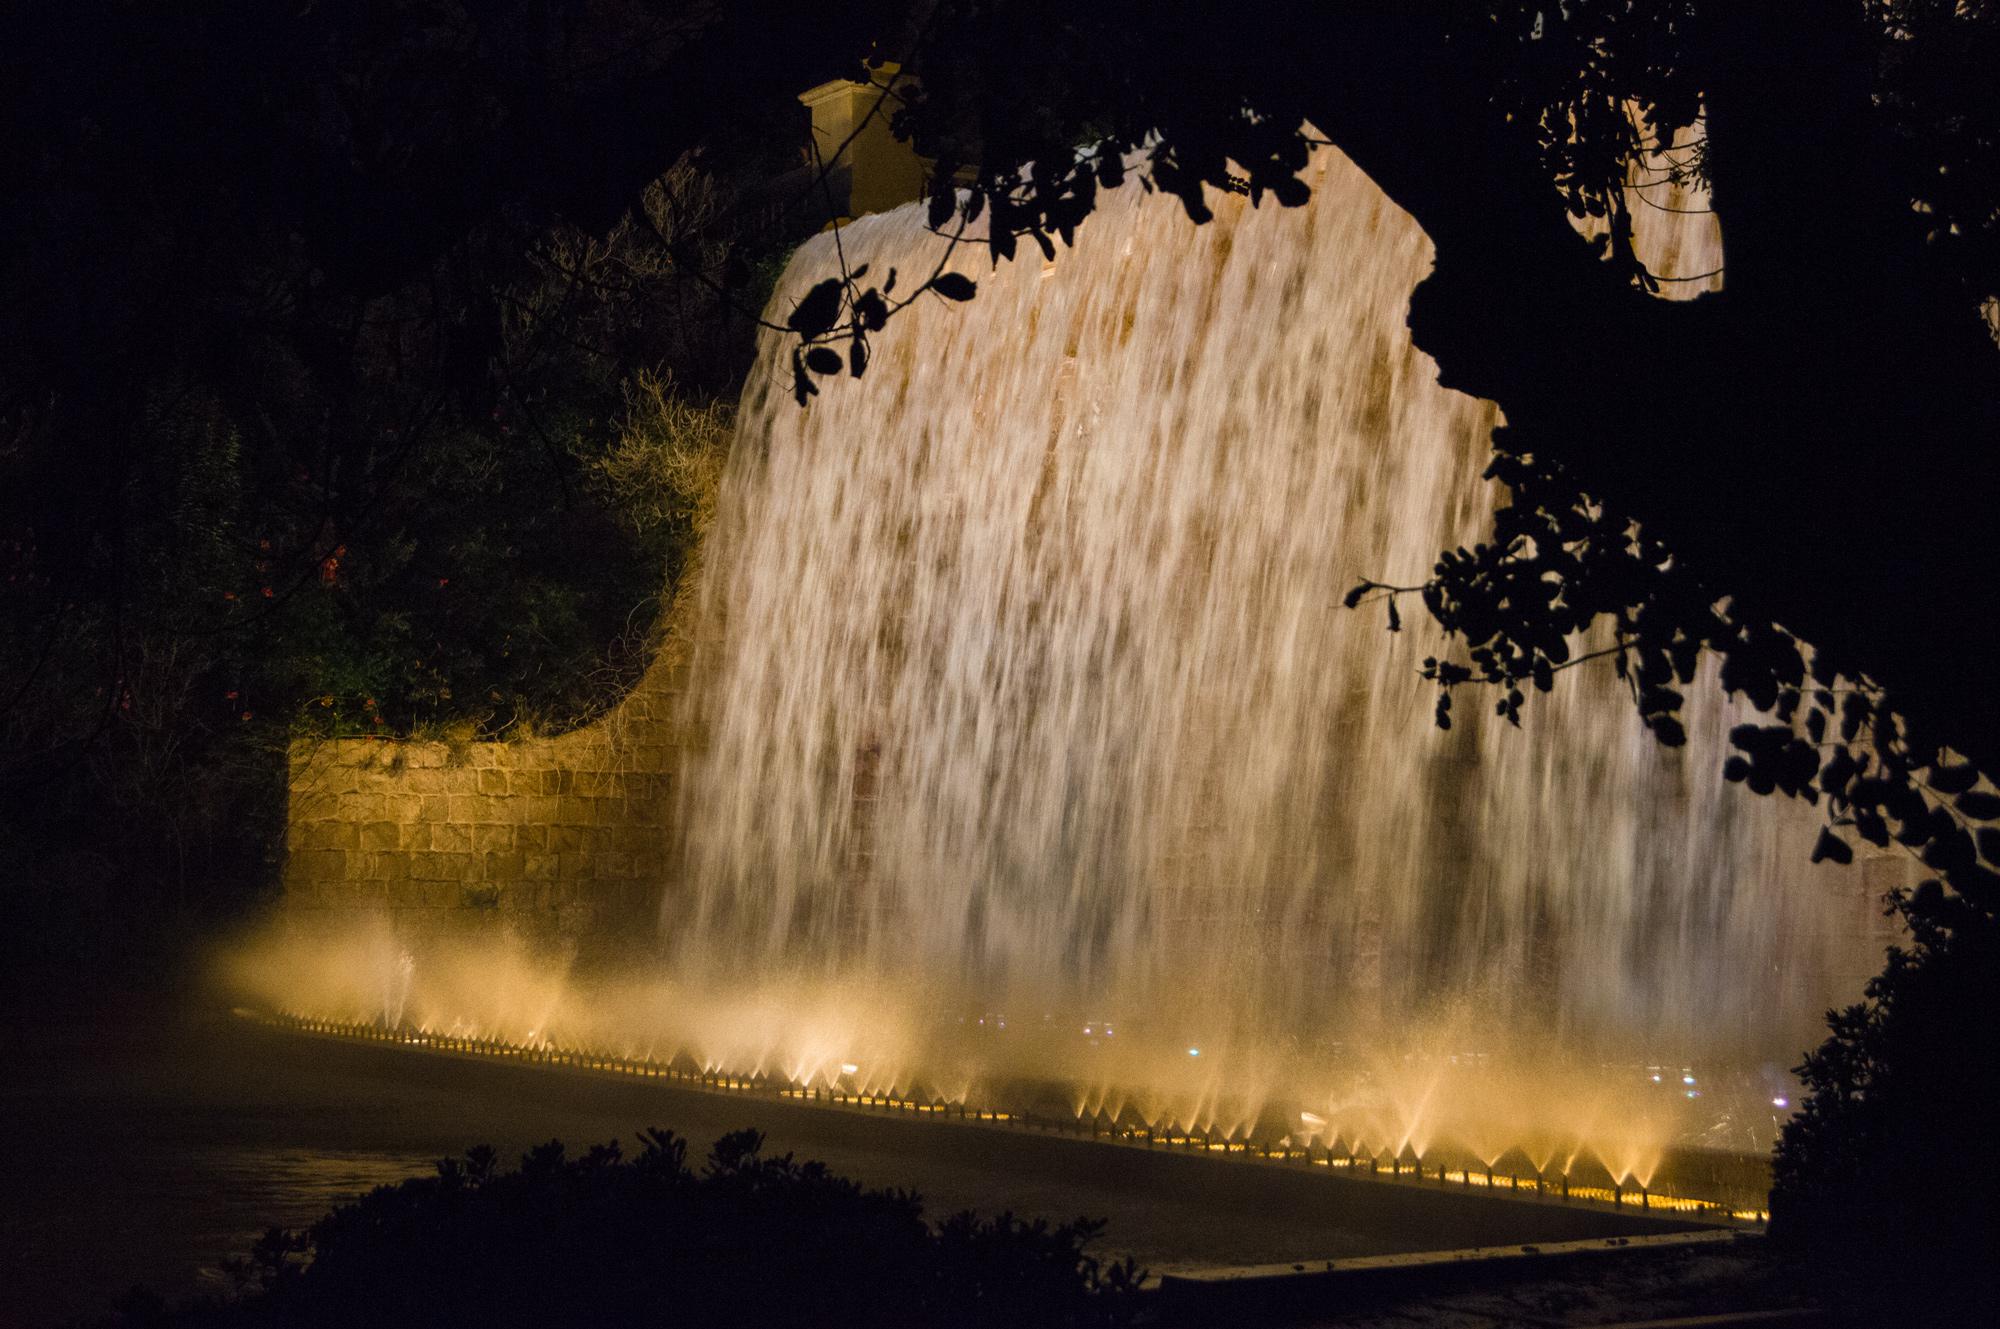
(928, 272, 977, 301)
(1929, 761, 1979, 795)
(1342, 581, 1373, 609)
(1921, 825, 1976, 875)
(1956, 789, 2000, 820)
(1811, 827, 1855, 865)
(788, 278, 844, 339)
(804, 346, 843, 376)
(1386, 599, 1401, 632)
(1639, 686, 1682, 716)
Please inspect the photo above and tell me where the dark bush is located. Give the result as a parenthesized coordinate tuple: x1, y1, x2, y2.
(1771, 884, 2000, 1315)
(109, 1129, 1141, 1329)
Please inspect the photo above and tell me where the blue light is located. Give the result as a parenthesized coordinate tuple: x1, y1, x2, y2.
(1188, 1047, 1201, 1057)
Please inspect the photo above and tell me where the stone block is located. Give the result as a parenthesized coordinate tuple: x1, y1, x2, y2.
(548, 825, 588, 853)
(480, 849, 526, 881)
(358, 821, 401, 851)
(476, 769, 508, 796)
(607, 826, 658, 856)
(288, 783, 341, 821)
(519, 795, 562, 825)
(402, 744, 447, 770)
(524, 852, 558, 881)
(401, 879, 455, 909)
(339, 792, 384, 822)
(349, 852, 409, 883)
(290, 820, 358, 852)
(471, 823, 515, 854)
(419, 794, 449, 822)
(286, 848, 347, 881)
(626, 744, 674, 773)
(446, 794, 487, 822)
(329, 764, 370, 796)
(400, 823, 432, 853)
(412, 852, 475, 882)
(431, 822, 472, 853)
(461, 882, 503, 910)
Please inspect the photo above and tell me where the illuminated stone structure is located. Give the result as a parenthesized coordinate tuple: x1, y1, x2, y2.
(281, 636, 694, 942)
(798, 63, 928, 221)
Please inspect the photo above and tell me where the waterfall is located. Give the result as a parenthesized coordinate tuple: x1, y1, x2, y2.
(671, 144, 1876, 1158)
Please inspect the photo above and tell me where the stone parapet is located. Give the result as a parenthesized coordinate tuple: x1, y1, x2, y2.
(282, 647, 694, 945)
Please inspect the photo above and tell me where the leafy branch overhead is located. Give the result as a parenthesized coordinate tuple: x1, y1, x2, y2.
(1345, 441, 2000, 936)
(785, 264, 977, 405)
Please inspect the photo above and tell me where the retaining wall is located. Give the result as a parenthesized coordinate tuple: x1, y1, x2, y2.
(281, 642, 693, 944)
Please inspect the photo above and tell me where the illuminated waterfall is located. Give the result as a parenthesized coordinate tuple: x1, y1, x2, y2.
(234, 144, 1884, 1188)
(668, 144, 1872, 1156)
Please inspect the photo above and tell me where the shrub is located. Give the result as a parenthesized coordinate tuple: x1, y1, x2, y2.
(1770, 883, 2000, 1314)
(110, 1129, 1142, 1329)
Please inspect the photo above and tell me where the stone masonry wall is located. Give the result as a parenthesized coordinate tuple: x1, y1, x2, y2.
(281, 642, 693, 945)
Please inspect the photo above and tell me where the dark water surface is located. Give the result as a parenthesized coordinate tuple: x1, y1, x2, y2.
(0, 1009, 1697, 1326)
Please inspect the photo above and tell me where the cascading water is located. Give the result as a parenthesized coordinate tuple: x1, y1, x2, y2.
(229, 143, 1888, 1198)
(668, 143, 1880, 1165)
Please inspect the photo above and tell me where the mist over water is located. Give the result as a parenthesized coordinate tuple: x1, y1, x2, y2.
(668, 145, 1870, 1151)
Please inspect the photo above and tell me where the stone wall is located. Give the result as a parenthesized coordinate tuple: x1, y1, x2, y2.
(281, 640, 693, 945)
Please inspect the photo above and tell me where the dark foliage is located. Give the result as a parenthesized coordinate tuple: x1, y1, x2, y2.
(107, 1129, 1141, 1329)
(0, 2, 870, 986)
(1770, 888, 2000, 1310)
